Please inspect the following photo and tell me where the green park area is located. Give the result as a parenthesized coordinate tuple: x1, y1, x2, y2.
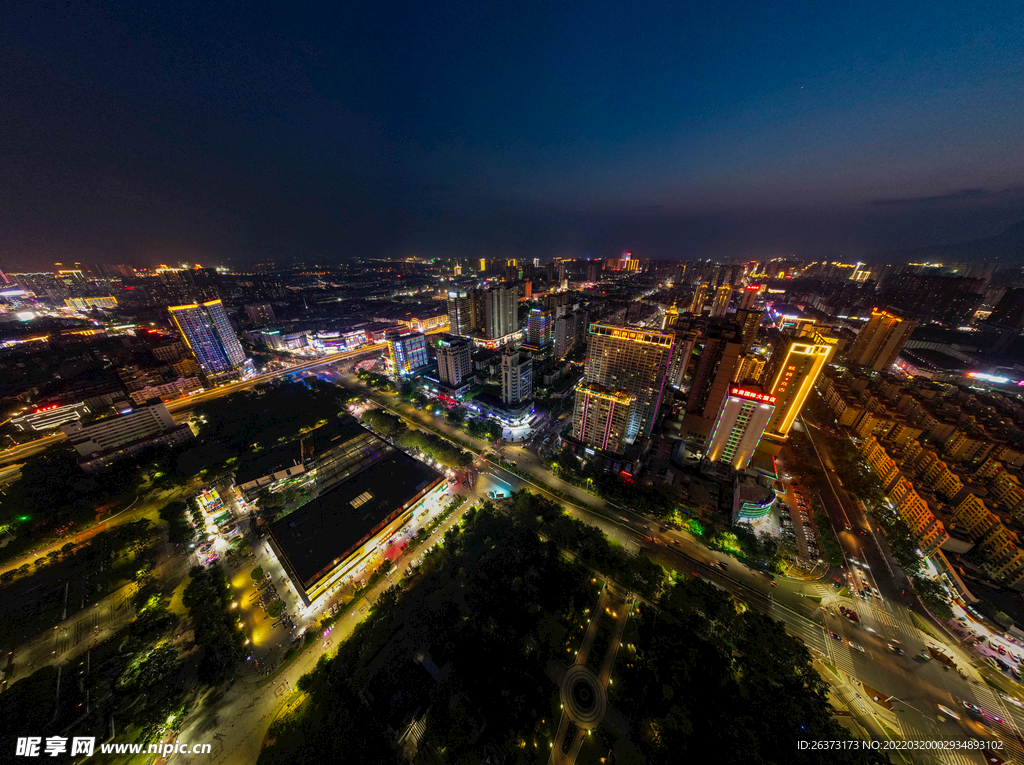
(259, 491, 885, 765)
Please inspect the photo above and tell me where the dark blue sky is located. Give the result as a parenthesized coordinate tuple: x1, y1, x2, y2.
(3, 1, 1023, 268)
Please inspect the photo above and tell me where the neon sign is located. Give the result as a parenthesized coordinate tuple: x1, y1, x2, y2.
(729, 387, 777, 405)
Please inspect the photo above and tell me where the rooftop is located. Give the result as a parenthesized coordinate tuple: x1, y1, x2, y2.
(268, 443, 442, 590)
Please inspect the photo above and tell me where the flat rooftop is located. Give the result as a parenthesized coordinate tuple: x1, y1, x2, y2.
(268, 445, 442, 590)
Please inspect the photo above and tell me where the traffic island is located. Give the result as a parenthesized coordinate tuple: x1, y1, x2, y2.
(862, 683, 893, 711)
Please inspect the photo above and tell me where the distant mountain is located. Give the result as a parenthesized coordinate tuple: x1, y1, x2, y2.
(883, 220, 1024, 264)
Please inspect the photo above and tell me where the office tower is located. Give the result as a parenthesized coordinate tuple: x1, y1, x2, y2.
(478, 258, 487, 273)
(587, 262, 601, 282)
(690, 283, 709, 314)
(523, 280, 532, 299)
(453, 264, 462, 277)
(436, 335, 474, 387)
(739, 284, 761, 310)
(761, 330, 832, 440)
(385, 329, 429, 376)
(501, 347, 532, 406)
(705, 385, 776, 470)
(734, 308, 763, 351)
(845, 308, 918, 371)
(579, 323, 674, 443)
(245, 303, 276, 326)
(572, 383, 636, 455)
(447, 290, 473, 336)
(686, 326, 742, 419)
(525, 307, 553, 348)
(168, 299, 250, 382)
(666, 328, 699, 388)
(735, 353, 766, 384)
(546, 263, 556, 282)
(557, 263, 567, 285)
(484, 285, 518, 340)
(533, 258, 541, 268)
(554, 313, 578, 358)
(710, 285, 732, 318)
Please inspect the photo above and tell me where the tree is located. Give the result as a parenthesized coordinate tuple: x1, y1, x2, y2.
(268, 601, 283, 618)
(359, 409, 406, 439)
(912, 575, 953, 620)
(251, 567, 265, 580)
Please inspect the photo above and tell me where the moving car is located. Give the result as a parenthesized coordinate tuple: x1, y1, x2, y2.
(829, 631, 843, 642)
(849, 642, 865, 653)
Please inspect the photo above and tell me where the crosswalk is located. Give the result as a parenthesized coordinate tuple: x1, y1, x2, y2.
(964, 684, 1024, 763)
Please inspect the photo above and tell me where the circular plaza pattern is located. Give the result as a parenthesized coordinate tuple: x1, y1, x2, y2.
(559, 664, 606, 730)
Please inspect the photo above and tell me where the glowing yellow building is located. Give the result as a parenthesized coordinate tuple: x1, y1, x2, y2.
(761, 328, 832, 440)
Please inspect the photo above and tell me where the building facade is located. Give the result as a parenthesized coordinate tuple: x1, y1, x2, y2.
(705, 385, 776, 470)
(571, 383, 636, 455)
(846, 308, 918, 371)
(168, 299, 251, 382)
(501, 347, 532, 406)
(761, 330, 832, 440)
(436, 335, 474, 388)
(385, 329, 429, 376)
(579, 323, 674, 443)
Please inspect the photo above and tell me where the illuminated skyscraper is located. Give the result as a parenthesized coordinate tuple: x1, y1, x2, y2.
(168, 299, 250, 382)
(761, 330, 832, 440)
(705, 385, 776, 470)
(710, 285, 732, 318)
(845, 308, 918, 371)
(739, 284, 761, 310)
(572, 383, 636, 454)
(386, 329, 429, 376)
(447, 290, 473, 336)
(483, 285, 518, 340)
(690, 283, 709, 314)
(525, 307, 553, 348)
(578, 323, 674, 443)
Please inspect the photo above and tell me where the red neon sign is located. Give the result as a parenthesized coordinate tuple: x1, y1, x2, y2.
(729, 387, 776, 405)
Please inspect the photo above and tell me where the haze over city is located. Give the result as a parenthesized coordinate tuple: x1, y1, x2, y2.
(4, 1, 1024, 269)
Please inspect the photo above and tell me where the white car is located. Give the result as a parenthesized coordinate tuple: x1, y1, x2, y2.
(848, 642, 866, 653)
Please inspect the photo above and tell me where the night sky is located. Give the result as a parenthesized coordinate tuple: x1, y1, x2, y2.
(3, 1, 1023, 269)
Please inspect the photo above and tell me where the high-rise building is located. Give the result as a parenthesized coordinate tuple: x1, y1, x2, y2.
(586, 262, 601, 282)
(710, 285, 732, 318)
(666, 328, 699, 388)
(845, 308, 918, 371)
(525, 307, 553, 348)
(686, 326, 742, 419)
(761, 330, 832, 440)
(484, 285, 518, 340)
(501, 347, 532, 406)
(245, 303, 276, 326)
(578, 323, 674, 443)
(734, 308, 763, 351)
(572, 383, 636, 455)
(705, 385, 776, 470)
(554, 313, 578, 358)
(735, 353, 766, 384)
(447, 290, 474, 336)
(386, 329, 429, 377)
(739, 284, 761, 310)
(435, 335, 474, 388)
(168, 299, 251, 382)
(689, 283, 709, 314)
(65, 296, 118, 311)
